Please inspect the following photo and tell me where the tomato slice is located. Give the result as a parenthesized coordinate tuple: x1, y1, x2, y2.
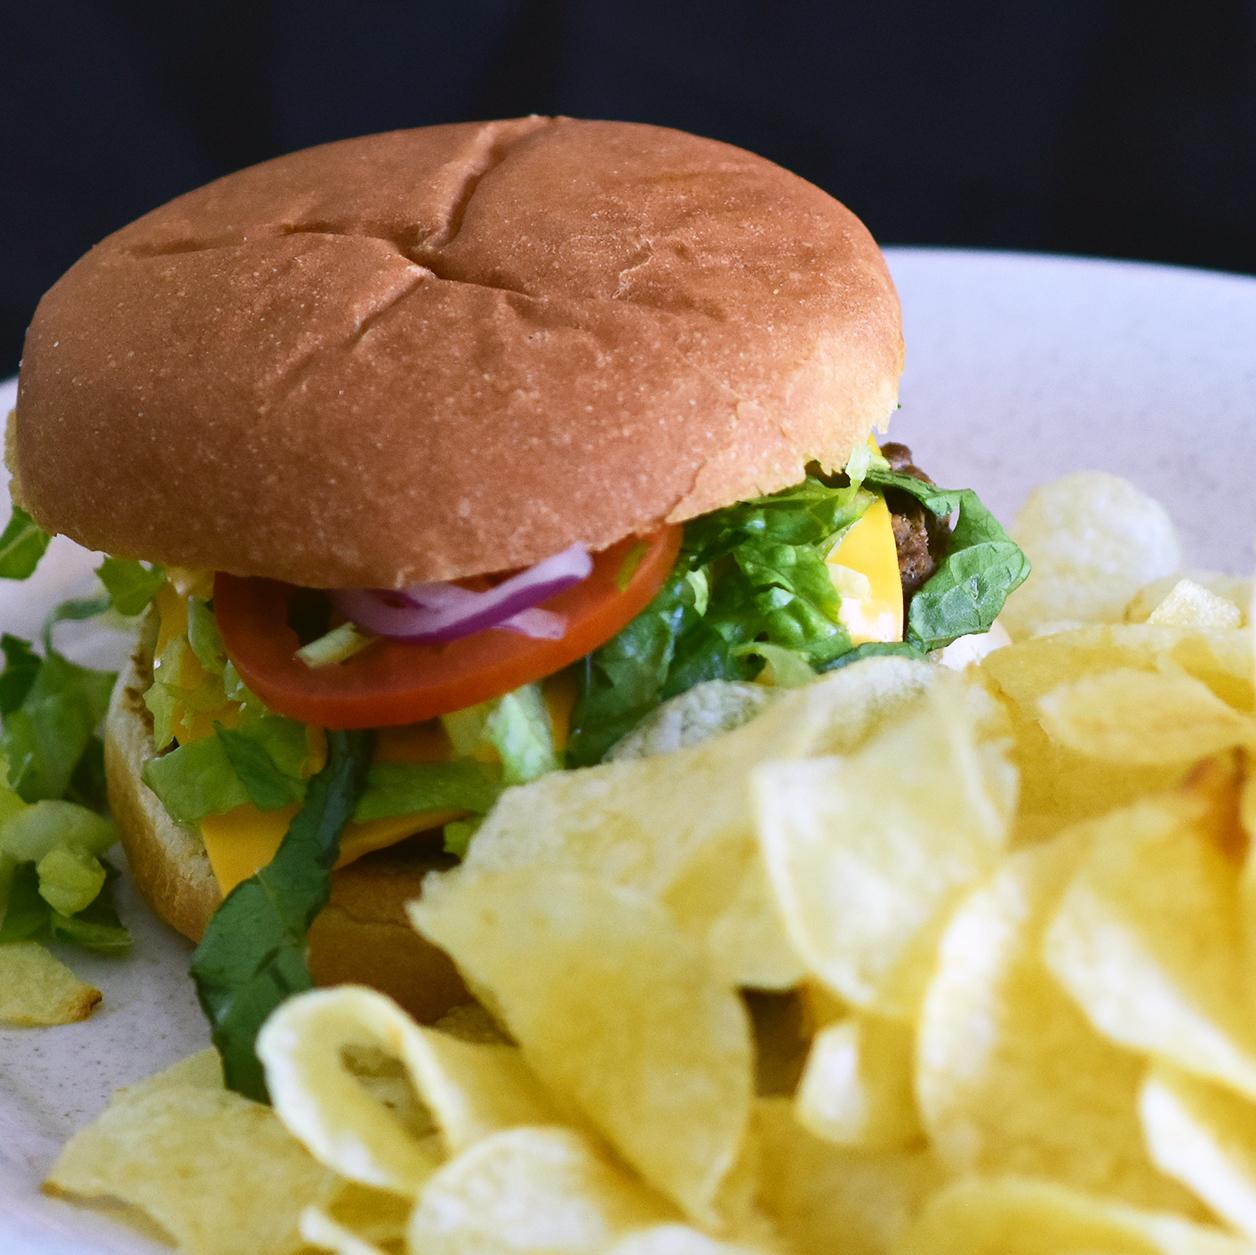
(214, 527, 683, 729)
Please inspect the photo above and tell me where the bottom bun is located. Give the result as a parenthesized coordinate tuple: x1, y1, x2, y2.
(105, 648, 468, 1022)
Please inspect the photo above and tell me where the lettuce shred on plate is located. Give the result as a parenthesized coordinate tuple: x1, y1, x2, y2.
(0, 533, 141, 955)
(0, 449, 1027, 1092)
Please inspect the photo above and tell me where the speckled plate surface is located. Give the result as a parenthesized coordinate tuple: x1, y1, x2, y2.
(1, 249, 1254, 1253)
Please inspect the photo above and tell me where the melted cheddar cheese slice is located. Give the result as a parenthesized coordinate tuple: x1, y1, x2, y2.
(826, 494, 904, 644)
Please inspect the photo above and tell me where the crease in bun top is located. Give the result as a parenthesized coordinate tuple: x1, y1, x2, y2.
(5, 117, 1028, 1092)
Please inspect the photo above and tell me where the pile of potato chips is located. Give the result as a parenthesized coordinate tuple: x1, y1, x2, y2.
(45, 471, 1256, 1254)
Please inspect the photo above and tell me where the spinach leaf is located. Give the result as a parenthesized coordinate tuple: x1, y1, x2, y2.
(816, 640, 929, 672)
(0, 508, 51, 580)
(865, 467, 1031, 652)
(191, 729, 373, 1101)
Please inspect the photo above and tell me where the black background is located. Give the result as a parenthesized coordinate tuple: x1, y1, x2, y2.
(6, 2, 1255, 372)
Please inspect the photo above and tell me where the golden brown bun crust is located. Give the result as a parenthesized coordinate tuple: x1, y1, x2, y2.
(105, 651, 467, 1022)
(16, 118, 902, 587)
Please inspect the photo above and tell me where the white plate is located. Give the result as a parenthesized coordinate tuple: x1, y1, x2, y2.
(1, 249, 1254, 1254)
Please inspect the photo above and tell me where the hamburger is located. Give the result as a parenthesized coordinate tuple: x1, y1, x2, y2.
(7, 119, 1027, 1081)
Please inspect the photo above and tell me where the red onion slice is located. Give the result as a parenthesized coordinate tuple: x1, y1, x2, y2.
(499, 607, 567, 639)
(330, 543, 591, 644)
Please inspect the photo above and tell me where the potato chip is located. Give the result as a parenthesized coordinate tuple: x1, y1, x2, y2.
(606, 1226, 769, 1254)
(1146, 579, 1247, 630)
(301, 1209, 393, 1255)
(1126, 574, 1251, 628)
(456, 658, 936, 988)
(406, 1126, 669, 1255)
(1000, 471, 1181, 638)
(1044, 779, 1256, 1100)
(981, 625, 1254, 835)
(1140, 1063, 1256, 1241)
(754, 1097, 942, 1255)
(411, 869, 752, 1225)
(299, 1180, 411, 1255)
(1037, 668, 1253, 766)
(259, 986, 556, 1194)
(0, 939, 100, 1025)
(917, 830, 1194, 1209)
(795, 1013, 921, 1150)
(892, 1176, 1249, 1255)
(46, 1080, 336, 1255)
(118, 1048, 224, 1096)
(756, 677, 1014, 1018)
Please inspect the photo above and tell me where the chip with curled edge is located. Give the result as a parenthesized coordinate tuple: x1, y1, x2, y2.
(258, 985, 557, 1195)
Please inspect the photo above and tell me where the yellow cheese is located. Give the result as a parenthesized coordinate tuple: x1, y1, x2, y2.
(826, 494, 904, 645)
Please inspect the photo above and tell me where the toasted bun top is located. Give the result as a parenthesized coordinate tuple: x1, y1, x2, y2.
(14, 118, 902, 586)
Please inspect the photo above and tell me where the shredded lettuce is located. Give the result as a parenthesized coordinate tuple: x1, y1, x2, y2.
(96, 557, 166, 616)
(353, 760, 501, 822)
(442, 817, 482, 859)
(142, 715, 310, 824)
(0, 799, 116, 861)
(186, 596, 227, 673)
(0, 759, 129, 953)
(441, 683, 558, 787)
(1, 647, 116, 802)
(36, 843, 106, 915)
(0, 508, 51, 579)
(295, 621, 374, 669)
(732, 642, 815, 688)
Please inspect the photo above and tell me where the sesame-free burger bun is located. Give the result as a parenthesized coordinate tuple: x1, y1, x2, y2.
(14, 117, 902, 589)
(105, 649, 468, 1022)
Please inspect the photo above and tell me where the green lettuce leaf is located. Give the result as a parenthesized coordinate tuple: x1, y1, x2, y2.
(216, 724, 307, 811)
(0, 635, 41, 714)
(41, 595, 112, 651)
(96, 556, 166, 616)
(442, 817, 482, 859)
(0, 636, 130, 955)
(0, 508, 51, 580)
(0, 799, 116, 861)
(36, 842, 106, 916)
(864, 467, 1031, 652)
(441, 683, 559, 787)
(142, 715, 310, 824)
(1, 649, 116, 802)
(191, 729, 373, 1100)
(568, 476, 870, 766)
(0, 862, 49, 941)
(51, 884, 131, 952)
(354, 760, 501, 822)
(186, 597, 227, 674)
